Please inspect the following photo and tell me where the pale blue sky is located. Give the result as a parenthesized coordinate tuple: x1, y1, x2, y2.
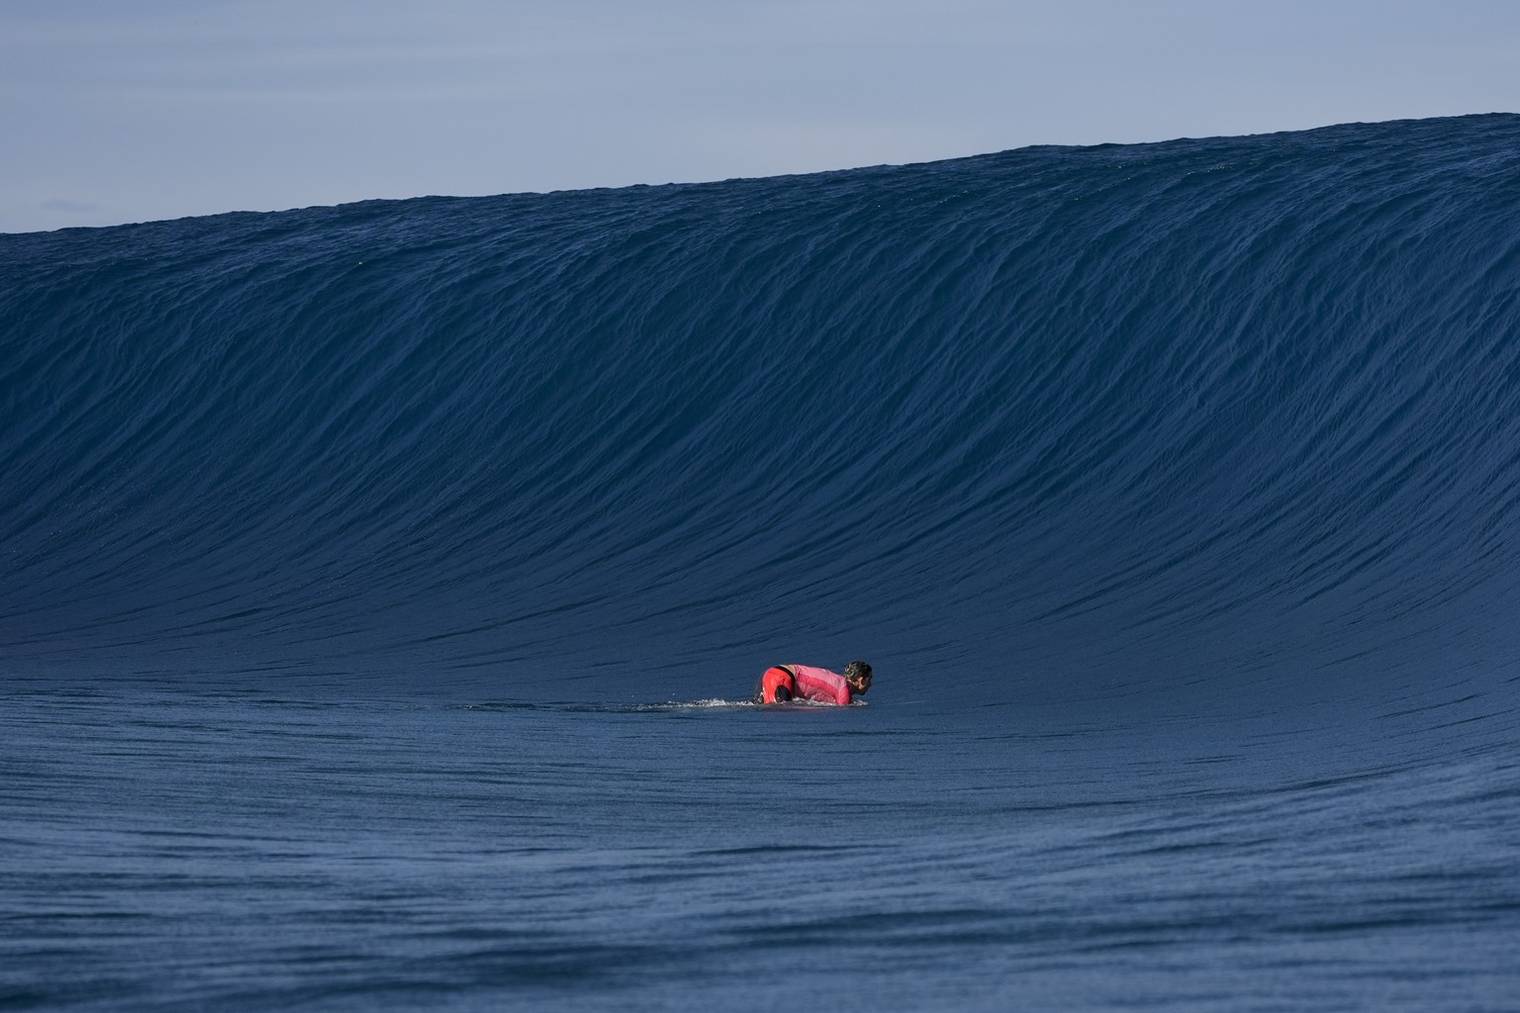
(3, 1, 1517, 233)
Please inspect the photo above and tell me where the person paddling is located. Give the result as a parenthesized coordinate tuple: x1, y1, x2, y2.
(755, 661, 872, 705)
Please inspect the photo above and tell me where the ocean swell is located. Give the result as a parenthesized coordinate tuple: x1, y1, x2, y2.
(3, 114, 1520, 718)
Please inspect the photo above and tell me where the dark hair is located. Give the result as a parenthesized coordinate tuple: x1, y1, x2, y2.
(843, 660, 872, 684)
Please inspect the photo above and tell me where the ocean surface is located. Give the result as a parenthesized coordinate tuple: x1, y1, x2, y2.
(3, 114, 1520, 1009)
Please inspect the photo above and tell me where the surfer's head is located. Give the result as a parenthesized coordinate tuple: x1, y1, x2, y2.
(843, 660, 873, 695)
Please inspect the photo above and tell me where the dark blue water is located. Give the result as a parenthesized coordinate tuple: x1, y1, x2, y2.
(4, 114, 1520, 1009)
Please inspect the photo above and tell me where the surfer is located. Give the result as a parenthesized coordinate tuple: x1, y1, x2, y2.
(754, 661, 872, 705)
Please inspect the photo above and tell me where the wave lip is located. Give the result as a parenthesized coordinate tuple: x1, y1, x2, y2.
(2, 114, 1520, 721)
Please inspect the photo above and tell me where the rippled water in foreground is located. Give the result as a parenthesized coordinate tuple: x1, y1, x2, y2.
(4, 684, 1516, 1010)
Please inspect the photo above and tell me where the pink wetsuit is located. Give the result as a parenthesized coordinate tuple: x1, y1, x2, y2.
(790, 665, 852, 705)
(758, 664, 852, 705)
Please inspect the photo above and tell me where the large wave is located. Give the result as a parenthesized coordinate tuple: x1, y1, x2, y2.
(4, 114, 1520, 716)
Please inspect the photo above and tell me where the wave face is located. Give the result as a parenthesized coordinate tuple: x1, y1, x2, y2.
(4, 114, 1520, 716)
